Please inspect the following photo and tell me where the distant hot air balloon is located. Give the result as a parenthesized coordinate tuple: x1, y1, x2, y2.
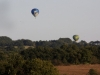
(73, 35, 79, 41)
(31, 8, 39, 18)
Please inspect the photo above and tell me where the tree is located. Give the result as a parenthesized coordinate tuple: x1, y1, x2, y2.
(23, 59, 59, 75)
(58, 38, 72, 44)
(0, 36, 13, 46)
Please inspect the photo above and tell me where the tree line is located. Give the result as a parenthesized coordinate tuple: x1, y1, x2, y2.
(0, 36, 100, 47)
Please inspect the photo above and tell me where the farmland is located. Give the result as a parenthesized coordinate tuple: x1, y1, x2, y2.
(56, 64, 100, 75)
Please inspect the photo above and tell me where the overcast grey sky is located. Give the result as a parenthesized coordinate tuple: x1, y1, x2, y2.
(0, 0, 100, 42)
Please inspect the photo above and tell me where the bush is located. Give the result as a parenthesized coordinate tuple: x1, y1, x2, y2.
(88, 69, 98, 75)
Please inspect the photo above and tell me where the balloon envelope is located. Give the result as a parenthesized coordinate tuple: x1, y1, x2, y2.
(31, 8, 39, 17)
(73, 35, 79, 41)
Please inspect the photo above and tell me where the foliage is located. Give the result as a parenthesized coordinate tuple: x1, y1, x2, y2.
(0, 36, 13, 46)
(88, 69, 98, 75)
(0, 36, 100, 75)
(23, 59, 59, 75)
(20, 44, 100, 65)
(13, 39, 34, 46)
(0, 55, 59, 75)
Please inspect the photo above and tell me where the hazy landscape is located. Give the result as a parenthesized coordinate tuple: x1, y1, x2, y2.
(0, 0, 100, 75)
(0, 36, 100, 75)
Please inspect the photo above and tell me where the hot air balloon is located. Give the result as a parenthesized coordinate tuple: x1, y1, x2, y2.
(31, 8, 39, 18)
(73, 35, 79, 41)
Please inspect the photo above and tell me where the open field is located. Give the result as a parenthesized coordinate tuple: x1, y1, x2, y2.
(14, 46, 34, 49)
(56, 64, 100, 75)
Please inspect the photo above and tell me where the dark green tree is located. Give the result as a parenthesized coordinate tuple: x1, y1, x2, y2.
(0, 36, 13, 46)
(88, 69, 98, 75)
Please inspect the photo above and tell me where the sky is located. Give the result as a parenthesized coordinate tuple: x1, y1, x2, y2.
(0, 0, 100, 42)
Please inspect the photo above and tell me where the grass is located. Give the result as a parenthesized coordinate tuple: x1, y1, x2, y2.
(14, 46, 34, 49)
